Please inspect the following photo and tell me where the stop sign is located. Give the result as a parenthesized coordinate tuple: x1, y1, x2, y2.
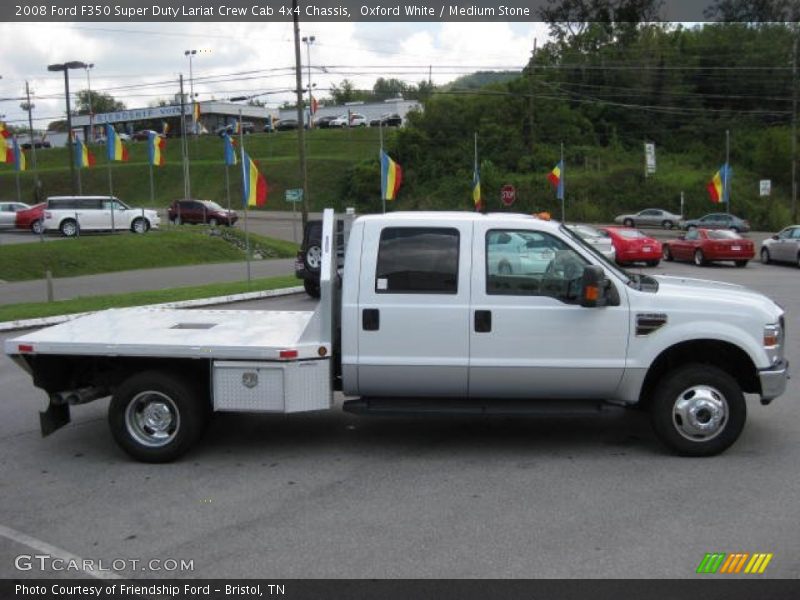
(501, 184, 516, 207)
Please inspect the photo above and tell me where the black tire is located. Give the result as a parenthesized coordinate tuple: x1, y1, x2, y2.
(694, 249, 706, 266)
(623, 218, 634, 227)
(662, 245, 673, 261)
(131, 217, 150, 234)
(304, 240, 322, 273)
(303, 279, 321, 298)
(662, 220, 674, 230)
(649, 363, 746, 457)
(735, 260, 748, 268)
(760, 248, 771, 264)
(646, 259, 660, 267)
(108, 371, 208, 463)
(31, 220, 43, 235)
(60, 219, 78, 238)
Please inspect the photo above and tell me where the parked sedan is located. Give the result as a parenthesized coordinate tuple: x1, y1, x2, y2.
(275, 119, 299, 131)
(760, 225, 800, 267)
(663, 228, 754, 267)
(566, 224, 616, 261)
(599, 226, 661, 266)
(614, 208, 682, 229)
(487, 230, 556, 275)
(0, 202, 30, 229)
(369, 113, 403, 127)
(15, 202, 46, 233)
(681, 212, 750, 233)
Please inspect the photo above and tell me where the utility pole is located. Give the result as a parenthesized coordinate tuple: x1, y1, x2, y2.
(179, 74, 191, 201)
(23, 81, 39, 190)
(293, 0, 309, 227)
(793, 34, 798, 222)
(529, 37, 537, 154)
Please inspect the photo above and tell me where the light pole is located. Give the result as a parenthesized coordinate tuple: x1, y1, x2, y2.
(48, 61, 87, 195)
(184, 50, 197, 133)
(84, 63, 95, 142)
(301, 35, 315, 128)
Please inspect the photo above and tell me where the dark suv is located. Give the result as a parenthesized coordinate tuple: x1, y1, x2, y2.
(168, 199, 238, 226)
(295, 219, 344, 298)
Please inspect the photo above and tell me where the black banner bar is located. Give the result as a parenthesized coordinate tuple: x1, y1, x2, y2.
(3, 579, 800, 600)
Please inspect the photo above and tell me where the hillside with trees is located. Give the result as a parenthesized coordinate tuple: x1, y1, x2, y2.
(343, 15, 799, 230)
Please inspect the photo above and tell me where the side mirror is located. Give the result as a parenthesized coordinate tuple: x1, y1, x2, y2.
(772, 235, 779, 240)
(580, 265, 606, 308)
(678, 233, 685, 240)
(578, 265, 620, 307)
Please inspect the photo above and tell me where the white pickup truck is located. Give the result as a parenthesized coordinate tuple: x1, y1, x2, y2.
(5, 209, 789, 461)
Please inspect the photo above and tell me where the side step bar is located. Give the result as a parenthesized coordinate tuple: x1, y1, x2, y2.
(343, 397, 618, 417)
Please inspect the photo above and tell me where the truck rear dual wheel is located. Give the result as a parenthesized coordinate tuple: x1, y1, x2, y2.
(109, 371, 209, 463)
(649, 364, 746, 456)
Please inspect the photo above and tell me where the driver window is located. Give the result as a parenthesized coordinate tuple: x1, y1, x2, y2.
(486, 229, 587, 301)
(686, 230, 699, 241)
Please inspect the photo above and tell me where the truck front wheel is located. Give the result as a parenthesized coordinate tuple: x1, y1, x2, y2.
(109, 371, 208, 463)
(649, 364, 746, 457)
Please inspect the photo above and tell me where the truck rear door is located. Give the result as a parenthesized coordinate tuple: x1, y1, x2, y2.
(468, 221, 629, 399)
(355, 218, 472, 396)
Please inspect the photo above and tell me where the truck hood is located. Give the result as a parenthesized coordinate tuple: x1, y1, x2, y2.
(653, 274, 783, 321)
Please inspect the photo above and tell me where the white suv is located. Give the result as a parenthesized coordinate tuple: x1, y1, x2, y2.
(330, 113, 367, 127)
(43, 196, 160, 237)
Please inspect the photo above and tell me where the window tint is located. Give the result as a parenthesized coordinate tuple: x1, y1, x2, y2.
(707, 230, 740, 240)
(686, 230, 699, 240)
(617, 229, 647, 239)
(376, 227, 459, 294)
(486, 229, 586, 300)
(792, 228, 800, 239)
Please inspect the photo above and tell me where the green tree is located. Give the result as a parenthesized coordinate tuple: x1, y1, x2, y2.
(75, 90, 125, 115)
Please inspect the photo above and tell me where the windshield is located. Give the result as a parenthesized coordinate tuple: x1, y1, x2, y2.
(616, 229, 649, 239)
(202, 201, 224, 211)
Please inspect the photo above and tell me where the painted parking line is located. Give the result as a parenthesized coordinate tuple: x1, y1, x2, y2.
(0, 524, 121, 580)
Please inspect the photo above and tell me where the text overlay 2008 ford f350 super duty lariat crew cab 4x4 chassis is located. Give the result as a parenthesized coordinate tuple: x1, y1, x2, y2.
(5, 209, 789, 461)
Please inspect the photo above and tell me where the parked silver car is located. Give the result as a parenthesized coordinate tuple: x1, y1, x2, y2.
(681, 212, 750, 233)
(614, 208, 682, 229)
(760, 225, 800, 267)
(0, 202, 30, 229)
(566, 224, 616, 261)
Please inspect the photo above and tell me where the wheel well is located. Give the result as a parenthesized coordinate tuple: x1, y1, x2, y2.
(639, 340, 760, 407)
(27, 354, 210, 399)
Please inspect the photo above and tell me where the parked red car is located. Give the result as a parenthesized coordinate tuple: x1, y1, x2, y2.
(662, 228, 754, 267)
(599, 227, 662, 266)
(15, 202, 46, 234)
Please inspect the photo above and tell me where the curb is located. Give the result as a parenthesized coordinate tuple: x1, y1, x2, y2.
(0, 286, 305, 333)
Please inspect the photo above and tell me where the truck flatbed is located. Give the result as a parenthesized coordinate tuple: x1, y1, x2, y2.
(6, 307, 326, 361)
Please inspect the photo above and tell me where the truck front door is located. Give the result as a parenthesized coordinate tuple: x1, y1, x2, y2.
(468, 223, 630, 399)
(355, 219, 472, 396)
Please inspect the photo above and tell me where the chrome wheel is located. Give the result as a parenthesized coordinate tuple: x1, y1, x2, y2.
(498, 262, 512, 275)
(124, 391, 180, 448)
(60, 220, 77, 237)
(760, 248, 770, 264)
(209, 218, 218, 227)
(31, 220, 43, 235)
(671, 385, 728, 443)
(694, 249, 705, 266)
(132, 218, 148, 234)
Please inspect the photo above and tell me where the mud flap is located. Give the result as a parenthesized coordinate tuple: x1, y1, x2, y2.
(40, 398, 70, 436)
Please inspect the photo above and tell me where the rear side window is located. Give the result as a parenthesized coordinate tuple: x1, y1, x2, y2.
(376, 227, 459, 294)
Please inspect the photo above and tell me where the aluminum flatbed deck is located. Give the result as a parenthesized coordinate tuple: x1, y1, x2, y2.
(5, 307, 327, 361)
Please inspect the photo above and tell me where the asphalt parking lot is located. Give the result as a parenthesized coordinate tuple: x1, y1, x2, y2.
(0, 260, 798, 580)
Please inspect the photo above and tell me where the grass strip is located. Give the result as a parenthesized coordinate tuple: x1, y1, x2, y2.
(0, 275, 299, 322)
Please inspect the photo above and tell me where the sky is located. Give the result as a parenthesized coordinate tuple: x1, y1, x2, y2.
(0, 21, 551, 129)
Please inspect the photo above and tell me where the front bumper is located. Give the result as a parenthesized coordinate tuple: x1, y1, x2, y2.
(759, 359, 789, 403)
